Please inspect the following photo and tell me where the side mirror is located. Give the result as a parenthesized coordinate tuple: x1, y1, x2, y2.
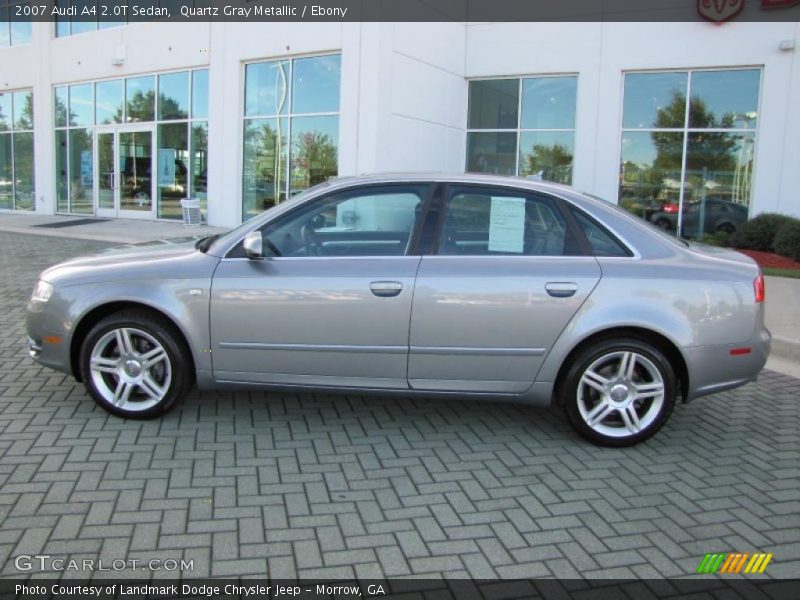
(243, 231, 263, 259)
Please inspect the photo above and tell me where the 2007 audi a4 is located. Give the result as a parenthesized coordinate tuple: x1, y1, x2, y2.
(26, 174, 770, 446)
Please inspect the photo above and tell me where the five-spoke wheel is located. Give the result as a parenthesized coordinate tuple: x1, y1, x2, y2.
(563, 338, 677, 446)
(80, 310, 193, 418)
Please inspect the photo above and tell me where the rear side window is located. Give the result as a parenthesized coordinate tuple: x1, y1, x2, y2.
(437, 187, 581, 256)
(571, 208, 631, 257)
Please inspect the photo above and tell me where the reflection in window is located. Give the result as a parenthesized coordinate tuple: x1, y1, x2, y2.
(619, 69, 760, 238)
(53, 69, 209, 217)
(242, 54, 341, 220)
(0, 89, 35, 211)
(126, 76, 155, 122)
(68, 129, 93, 214)
(466, 76, 577, 184)
(157, 123, 188, 219)
(95, 80, 123, 124)
(242, 118, 288, 219)
(0, 1, 32, 46)
(158, 72, 189, 121)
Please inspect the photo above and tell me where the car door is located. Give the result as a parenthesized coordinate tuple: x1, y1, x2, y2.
(407, 184, 601, 394)
(210, 183, 432, 389)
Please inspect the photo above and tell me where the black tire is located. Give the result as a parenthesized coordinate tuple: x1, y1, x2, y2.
(716, 222, 735, 235)
(561, 337, 678, 447)
(78, 309, 193, 419)
(654, 218, 672, 232)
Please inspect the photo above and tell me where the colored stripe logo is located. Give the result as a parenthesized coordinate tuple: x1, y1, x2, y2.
(697, 552, 773, 574)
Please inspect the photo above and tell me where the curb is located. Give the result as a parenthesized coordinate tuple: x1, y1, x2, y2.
(772, 335, 800, 363)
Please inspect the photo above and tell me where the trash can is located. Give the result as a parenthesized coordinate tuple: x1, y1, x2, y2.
(180, 197, 202, 227)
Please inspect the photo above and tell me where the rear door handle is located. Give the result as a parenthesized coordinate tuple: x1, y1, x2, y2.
(370, 281, 403, 297)
(545, 282, 578, 298)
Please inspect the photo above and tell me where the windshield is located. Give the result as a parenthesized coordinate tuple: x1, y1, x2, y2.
(584, 193, 690, 248)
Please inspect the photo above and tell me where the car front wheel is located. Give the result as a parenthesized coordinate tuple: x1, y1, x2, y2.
(562, 338, 678, 447)
(79, 309, 193, 418)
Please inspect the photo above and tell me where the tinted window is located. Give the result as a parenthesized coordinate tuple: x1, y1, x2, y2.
(437, 188, 578, 257)
(251, 185, 427, 258)
(570, 208, 630, 257)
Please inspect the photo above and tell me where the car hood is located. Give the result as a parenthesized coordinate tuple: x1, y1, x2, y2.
(39, 237, 220, 286)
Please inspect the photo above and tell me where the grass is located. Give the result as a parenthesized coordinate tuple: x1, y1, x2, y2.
(764, 267, 800, 279)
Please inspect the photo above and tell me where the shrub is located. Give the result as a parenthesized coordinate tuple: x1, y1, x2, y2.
(698, 231, 731, 247)
(774, 220, 800, 263)
(731, 213, 796, 251)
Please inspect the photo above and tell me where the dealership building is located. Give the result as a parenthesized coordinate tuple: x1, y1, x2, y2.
(1, 19, 799, 233)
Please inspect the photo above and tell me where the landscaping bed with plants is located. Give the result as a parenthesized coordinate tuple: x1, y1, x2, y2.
(697, 213, 800, 278)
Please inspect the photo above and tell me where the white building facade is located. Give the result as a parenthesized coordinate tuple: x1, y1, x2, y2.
(1, 21, 799, 233)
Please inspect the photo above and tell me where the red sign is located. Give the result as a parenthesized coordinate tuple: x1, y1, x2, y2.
(761, 0, 800, 7)
(697, 0, 746, 21)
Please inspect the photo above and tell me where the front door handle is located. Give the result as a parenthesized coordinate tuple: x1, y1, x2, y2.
(370, 281, 403, 297)
(545, 282, 578, 298)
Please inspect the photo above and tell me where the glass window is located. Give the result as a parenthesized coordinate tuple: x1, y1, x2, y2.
(620, 69, 761, 239)
(518, 131, 574, 184)
(245, 60, 290, 117)
(619, 131, 683, 226)
(467, 76, 577, 184)
(126, 76, 155, 122)
(95, 80, 123, 124)
(0, 134, 11, 210)
(0, 88, 35, 211)
(622, 72, 687, 129)
(54, 87, 69, 128)
(291, 55, 341, 114)
(55, 129, 69, 212)
(157, 123, 189, 219)
(68, 129, 93, 214)
(190, 121, 208, 214)
(0, 93, 10, 131)
(242, 117, 289, 220)
(520, 76, 577, 130)
(242, 55, 341, 219)
(290, 115, 339, 195)
(468, 79, 519, 130)
(571, 208, 629, 257)
(255, 185, 427, 258)
(158, 72, 189, 121)
(13, 91, 33, 130)
(192, 70, 209, 119)
(0, 11, 8, 47)
(10, 20, 31, 45)
(69, 84, 93, 127)
(0, 2, 32, 46)
(689, 69, 760, 129)
(12, 132, 34, 210)
(438, 188, 576, 256)
(466, 132, 516, 176)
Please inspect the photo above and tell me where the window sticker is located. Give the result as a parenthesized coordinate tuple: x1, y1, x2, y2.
(488, 196, 526, 253)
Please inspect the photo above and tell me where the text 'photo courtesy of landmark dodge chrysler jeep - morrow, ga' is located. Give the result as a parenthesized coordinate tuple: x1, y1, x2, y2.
(26, 174, 770, 446)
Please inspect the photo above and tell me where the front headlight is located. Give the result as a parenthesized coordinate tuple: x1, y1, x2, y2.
(30, 280, 54, 304)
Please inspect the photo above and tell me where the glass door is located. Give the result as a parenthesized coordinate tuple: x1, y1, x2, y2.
(94, 125, 155, 219)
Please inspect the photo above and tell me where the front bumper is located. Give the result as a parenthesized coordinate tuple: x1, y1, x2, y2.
(684, 327, 771, 401)
(26, 299, 73, 376)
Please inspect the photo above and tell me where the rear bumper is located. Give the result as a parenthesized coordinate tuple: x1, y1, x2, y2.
(684, 327, 771, 401)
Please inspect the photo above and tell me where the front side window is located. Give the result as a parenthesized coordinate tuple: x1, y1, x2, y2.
(247, 185, 427, 258)
(437, 187, 579, 257)
(466, 75, 577, 184)
(0, 89, 34, 211)
(619, 69, 760, 239)
(242, 54, 341, 221)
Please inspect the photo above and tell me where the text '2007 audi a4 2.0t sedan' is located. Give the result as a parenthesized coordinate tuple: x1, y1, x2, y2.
(26, 174, 771, 446)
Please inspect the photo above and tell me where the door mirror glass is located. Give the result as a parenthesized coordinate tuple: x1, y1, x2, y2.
(243, 231, 263, 259)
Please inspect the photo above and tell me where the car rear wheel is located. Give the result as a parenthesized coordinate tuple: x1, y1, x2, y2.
(79, 309, 193, 418)
(562, 338, 677, 447)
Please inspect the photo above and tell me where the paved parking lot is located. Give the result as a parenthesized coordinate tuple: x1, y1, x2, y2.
(0, 231, 798, 580)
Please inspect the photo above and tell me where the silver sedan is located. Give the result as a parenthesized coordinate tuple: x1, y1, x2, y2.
(26, 174, 770, 446)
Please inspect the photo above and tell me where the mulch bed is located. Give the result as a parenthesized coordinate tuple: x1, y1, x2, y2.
(736, 249, 800, 271)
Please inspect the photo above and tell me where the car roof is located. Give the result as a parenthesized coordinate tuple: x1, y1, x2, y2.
(328, 172, 576, 195)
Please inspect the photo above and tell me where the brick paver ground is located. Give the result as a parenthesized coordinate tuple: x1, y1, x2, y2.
(0, 231, 798, 580)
